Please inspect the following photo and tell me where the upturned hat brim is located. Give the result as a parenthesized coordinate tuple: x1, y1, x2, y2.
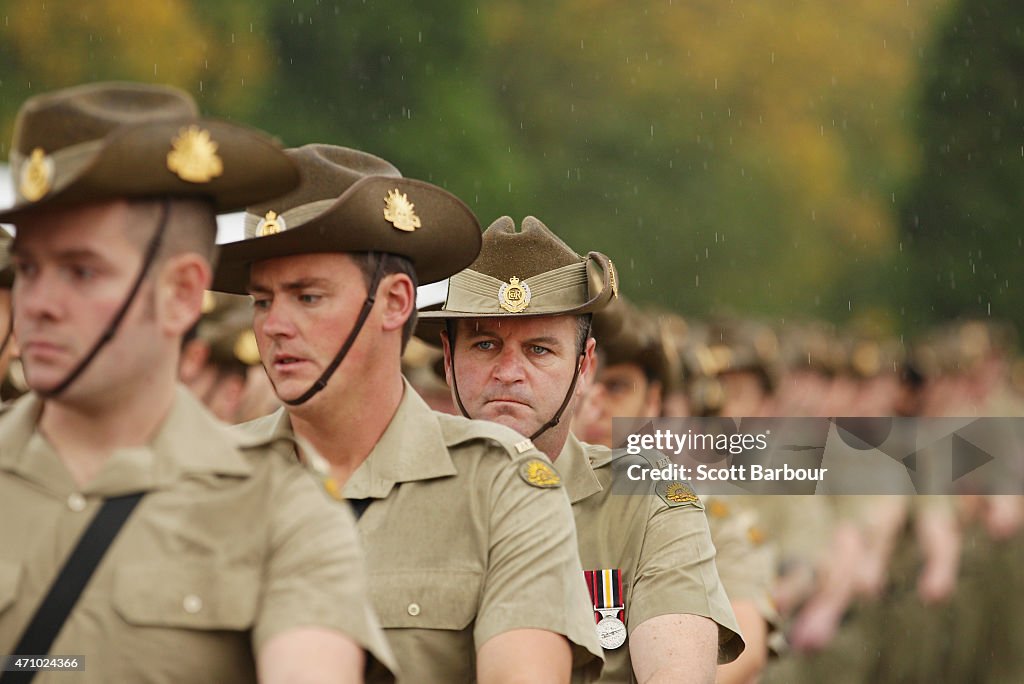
(415, 251, 617, 346)
(0, 118, 299, 221)
(211, 175, 481, 294)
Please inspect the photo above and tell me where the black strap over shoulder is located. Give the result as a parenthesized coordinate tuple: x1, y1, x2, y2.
(0, 492, 145, 684)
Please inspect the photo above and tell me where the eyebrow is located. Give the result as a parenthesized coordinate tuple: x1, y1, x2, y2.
(462, 327, 565, 348)
(10, 245, 107, 262)
(248, 277, 334, 295)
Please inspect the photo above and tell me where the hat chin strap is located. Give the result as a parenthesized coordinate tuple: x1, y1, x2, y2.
(36, 199, 169, 399)
(281, 254, 384, 407)
(449, 319, 591, 442)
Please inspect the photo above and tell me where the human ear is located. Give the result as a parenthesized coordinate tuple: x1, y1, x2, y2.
(576, 337, 598, 398)
(440, 330, 454, 386)
(157, 254, 211, 337)
(378, 273, 415, 335)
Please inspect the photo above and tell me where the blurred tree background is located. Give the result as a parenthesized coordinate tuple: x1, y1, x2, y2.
(898, 0, 1024, 334)
(2, 0, 1021, 337)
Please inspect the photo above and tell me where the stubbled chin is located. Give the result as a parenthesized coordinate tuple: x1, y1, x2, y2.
(478, 407, 532, 436)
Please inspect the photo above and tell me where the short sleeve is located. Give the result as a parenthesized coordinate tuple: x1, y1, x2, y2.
(707, 498, 778, 625)
(629, 495, 745, 663)
(472, 447, 604, 679)
(254, 462, 398, 681)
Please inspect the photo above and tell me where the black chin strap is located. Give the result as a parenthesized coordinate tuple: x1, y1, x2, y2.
(449, 319, 592, 441)
(281, 254, 385, 406)
(37, 199, 169, 399)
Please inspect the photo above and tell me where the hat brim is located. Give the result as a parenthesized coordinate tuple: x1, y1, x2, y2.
(0, 118, 299, 222)
(211, 176, 481, 294)
(415, 252, 617, 347)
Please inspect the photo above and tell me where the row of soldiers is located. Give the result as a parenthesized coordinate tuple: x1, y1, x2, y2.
(164, 242, 1024, 682)
(0, 81, 740, 684)
(41, 289, 1014, 430)
(0, 80, 1019, 684)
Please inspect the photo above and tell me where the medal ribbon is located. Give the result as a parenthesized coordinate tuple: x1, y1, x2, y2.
(584, 568, 624, 623)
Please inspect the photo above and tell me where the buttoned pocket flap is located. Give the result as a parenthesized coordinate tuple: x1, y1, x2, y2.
(372, 570, 482, 630)
(113, 563, 259, 630)
(0, 561, 21, 614)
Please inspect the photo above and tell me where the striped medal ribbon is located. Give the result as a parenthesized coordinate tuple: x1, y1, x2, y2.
(585, 568, 627, 650)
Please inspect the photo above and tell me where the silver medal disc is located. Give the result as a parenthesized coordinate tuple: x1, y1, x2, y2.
(596, 615, 627, 650)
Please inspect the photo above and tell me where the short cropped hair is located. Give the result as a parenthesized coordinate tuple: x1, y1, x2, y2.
(123, 197, 218, 264)
(348, 252, 419, 351)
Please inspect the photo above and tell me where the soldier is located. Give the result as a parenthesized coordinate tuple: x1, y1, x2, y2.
(179, 292, 266, 422)
(402, 337, 456, 415)
(0, 83, 394, 683)
(571, 297, 667, 449)
(0, 228, 16, 388)
(213, 146, 603, 683)
(418, 216, 742, 683)
(576, 298, 775, 684)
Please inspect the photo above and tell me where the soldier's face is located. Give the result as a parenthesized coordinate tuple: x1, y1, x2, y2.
(444, 316, 595, 452)
(249, 252, 372, 403)
(573, 362, 661, 448)
(10, 201, 163, 398)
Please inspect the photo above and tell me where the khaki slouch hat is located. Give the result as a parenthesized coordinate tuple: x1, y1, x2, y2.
(0, 81, 299, 220)
(212, 144, 481, 293)
(417, 215, 617, 342)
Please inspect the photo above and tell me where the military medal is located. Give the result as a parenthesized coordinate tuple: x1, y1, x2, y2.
(585, 569, 627, 650)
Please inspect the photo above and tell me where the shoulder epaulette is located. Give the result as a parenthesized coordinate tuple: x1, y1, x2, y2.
(436, 413, 562, 488)
(610, 447, 672, 469)
(437, 412, 540, 459)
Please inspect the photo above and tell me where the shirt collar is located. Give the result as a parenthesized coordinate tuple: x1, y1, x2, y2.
(346, 379, 458, 498)
(0, 386, 257, 497)
(257, 379, 458, 499)
(556, 433, 604, 504)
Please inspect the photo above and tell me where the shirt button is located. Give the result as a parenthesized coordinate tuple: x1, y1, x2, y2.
(67, 493, 87, 512)
(407, 603, 421, 617)
(183, 594, 203, 614)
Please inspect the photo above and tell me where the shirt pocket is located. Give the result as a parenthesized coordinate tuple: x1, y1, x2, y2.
(371, 569, 482, 630)
(112, 562, 259, 631)
(0, 560, 20, 615)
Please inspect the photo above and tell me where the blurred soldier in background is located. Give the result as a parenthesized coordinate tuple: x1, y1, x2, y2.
(574, 296, 775, 684)
(179, 291, 264, 422)
(401, 337, 455, 414)
(0, 228, 17, 395)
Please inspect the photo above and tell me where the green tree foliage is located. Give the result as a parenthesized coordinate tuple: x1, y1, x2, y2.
(486, 0, 944, 326)
(899, 0, 1024, 332)
(0, 0, 270, 150)
(249, 0, 533, 214)
(0, 0, 962, 333)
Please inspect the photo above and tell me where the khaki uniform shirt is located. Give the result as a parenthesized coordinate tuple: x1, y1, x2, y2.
(0, 387, 395, 683)
(239, 381, 603, 684)
(703, 496, 778, 627)
(559, 434, 743, 682)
